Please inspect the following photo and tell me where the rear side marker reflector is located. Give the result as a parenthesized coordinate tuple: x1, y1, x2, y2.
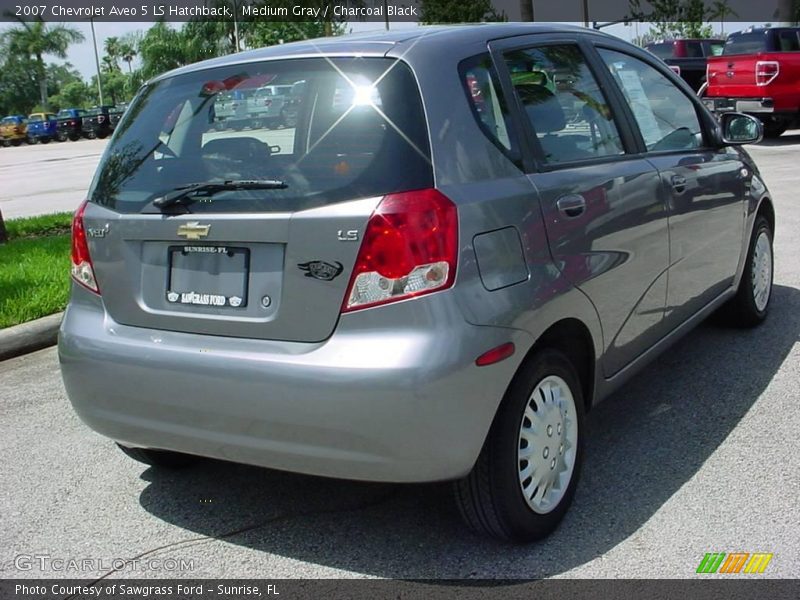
(476, 342, 515, 367)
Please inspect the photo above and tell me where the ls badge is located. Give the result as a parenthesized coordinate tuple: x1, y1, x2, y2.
(298, 261, 344, 281)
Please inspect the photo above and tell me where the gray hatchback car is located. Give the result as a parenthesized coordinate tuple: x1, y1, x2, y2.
(60, 24, 775, 542)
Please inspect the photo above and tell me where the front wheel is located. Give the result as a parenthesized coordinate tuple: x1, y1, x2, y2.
(117, 443, 199, 468)
(717, 215, 773, 327)
(454, 349, 585, 542)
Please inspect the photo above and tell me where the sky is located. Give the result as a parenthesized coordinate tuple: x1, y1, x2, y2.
(0, 19, 765, 81)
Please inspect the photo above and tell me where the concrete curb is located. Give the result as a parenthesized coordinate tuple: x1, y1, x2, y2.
(0, 312, 63, 361)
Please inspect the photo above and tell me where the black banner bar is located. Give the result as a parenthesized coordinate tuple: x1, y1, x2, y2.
(0, 0, 795, 23)
(2, 580, 800, 600)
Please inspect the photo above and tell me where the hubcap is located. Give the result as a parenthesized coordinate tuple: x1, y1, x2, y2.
(517, 375, 578, 514)
(751, 231, 772, 312)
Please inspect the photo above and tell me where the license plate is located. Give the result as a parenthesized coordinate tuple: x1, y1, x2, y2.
(166, 246, 249, 308)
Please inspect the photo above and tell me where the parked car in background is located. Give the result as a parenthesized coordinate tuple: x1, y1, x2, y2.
(705, 26, 800, 137)
(109, 104, 128, 131)
(280, 80, 307, 128)
(56, 108, 86, 141)
(646, 38, 725, 91)
(82, 106, 114, 139)
(0, 115, 27, 146)
(26, 112, 59, 144)
(247, 84, 294, 128)
(60, 24, 774, 543)
(213, 91, 248, 129)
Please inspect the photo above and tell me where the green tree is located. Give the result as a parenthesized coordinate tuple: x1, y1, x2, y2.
(137, 22, 186, 79)
(244, 21, 340, 48)
(420, 0, 505, 23)
(49, 80, 93, 109)
(629, 0, 730, 39)
(2, 18, 84, 110)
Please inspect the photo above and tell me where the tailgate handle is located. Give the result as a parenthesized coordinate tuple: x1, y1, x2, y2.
(671, 174, 688, 194)
(556, 194, 586, 218)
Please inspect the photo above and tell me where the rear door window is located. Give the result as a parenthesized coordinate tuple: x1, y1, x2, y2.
(503, 44, 625, 165)
(89, 57, 432, 213)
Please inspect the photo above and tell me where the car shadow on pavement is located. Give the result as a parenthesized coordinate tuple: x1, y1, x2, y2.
(137, 284, 800, 578)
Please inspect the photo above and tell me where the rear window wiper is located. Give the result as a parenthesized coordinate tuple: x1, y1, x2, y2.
(152, 179, 288, 209)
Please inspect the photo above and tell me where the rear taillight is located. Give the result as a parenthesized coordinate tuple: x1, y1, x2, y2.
(71, 200, 99, 294)
(669, 65, 681, 76)
(342, 188, 458, 313)
(756, 61, 779, 86)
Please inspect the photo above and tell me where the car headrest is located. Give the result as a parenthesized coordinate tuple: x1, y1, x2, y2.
(201, 137, 270, 162)
(515, 84, 566, 134)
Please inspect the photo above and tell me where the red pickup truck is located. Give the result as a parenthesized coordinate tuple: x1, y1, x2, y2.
(704, 27, 800, 137)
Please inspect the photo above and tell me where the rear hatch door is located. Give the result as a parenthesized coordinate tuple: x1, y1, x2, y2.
(83, 55, 433, 343)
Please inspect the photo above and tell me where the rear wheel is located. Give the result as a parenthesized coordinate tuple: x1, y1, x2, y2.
(760, 117, 788, 138)
(454, 349, 585, 542)
(117, 443, 198, 468)
(717, 215, 773, 327)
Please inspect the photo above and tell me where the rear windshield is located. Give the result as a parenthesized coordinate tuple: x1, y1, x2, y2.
(89, 57, 433, 214)
(723, 33, 768, 55)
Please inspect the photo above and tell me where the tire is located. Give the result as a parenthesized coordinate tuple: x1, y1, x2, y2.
(454, 349, 585, 542)
(717, 215, 774, 327)
(116, 443, 198, 468)
(761, 118, 787, 138)
(27, 136, 38, 145)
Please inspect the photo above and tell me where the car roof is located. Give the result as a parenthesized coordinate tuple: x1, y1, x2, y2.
(151, 23, 608, 83)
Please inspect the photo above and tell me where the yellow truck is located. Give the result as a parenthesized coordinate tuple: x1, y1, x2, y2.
(0, 115, 27, 146)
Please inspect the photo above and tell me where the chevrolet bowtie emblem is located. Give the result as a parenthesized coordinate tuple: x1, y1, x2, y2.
(177, 222, 211, 240)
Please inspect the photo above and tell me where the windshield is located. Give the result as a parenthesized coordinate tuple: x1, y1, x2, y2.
(89, 57, 432, 214)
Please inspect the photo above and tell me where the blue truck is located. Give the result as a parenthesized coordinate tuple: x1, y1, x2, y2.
(26, 112, 58, 144)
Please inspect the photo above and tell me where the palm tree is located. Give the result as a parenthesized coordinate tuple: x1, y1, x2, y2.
(3, 18, 84, 110)
(104, 36, 122, 71)
(119, 42, 137, 74)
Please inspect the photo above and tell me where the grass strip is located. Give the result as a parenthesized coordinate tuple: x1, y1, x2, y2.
(0, 227, 71, 328)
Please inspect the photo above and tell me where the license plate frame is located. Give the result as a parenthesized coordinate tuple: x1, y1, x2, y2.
(166, 245, 250, 308)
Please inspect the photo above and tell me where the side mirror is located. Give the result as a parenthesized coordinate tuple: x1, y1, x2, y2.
(719, 112, 763, 145)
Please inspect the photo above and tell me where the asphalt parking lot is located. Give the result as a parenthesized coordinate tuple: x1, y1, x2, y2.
(1, 134, 799, 579)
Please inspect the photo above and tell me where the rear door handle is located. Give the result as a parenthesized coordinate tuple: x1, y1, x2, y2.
(671, 174, 687, 194)
(556, 194, 586, 218)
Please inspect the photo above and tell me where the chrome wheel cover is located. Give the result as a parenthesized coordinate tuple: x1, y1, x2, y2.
(517, 375, 578, 514)
(752, 231, 772, 312)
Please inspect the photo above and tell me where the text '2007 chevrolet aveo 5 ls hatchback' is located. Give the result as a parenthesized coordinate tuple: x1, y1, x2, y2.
(60, 24, 775, 542)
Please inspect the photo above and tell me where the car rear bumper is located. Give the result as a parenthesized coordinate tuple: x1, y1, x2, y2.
(704, 97, 775, 113)
(59, 293, 530, 483)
